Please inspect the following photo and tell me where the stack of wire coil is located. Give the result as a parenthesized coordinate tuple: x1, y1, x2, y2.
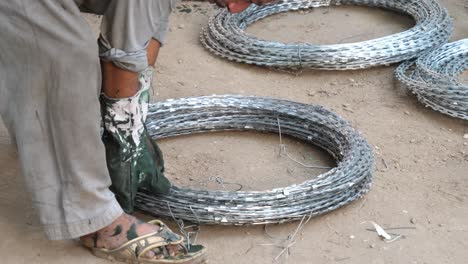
(136, 95, 375, 225)
(395, 39, 468, 120)
(200, 0, 453, 70)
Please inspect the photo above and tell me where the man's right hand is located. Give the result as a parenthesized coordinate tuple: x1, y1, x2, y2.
(207, 0, 277, 13)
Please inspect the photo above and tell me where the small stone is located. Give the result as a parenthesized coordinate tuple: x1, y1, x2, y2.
(189, 177, 194, 181)
(178, 24, 185, 29)
(404, 111, 410, 115)
(463, 142, 468, 146)
(438, 223, 445, 227)
(245, 231, 251, 235)
(410, 218, 417, 224)
(410, 139, 416, 143)
(463, 134, 468, 139)
(349, 235, 355, 239)
(348, 78, 355, 83)
(307, 91, 316, 97)
(177, 81, 185, 86)
(330, 81, 337, 86)
(369, 244, 375, 248)
(177, 59, 183, 64)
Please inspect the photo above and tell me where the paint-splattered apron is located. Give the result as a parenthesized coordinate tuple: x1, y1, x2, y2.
(101, 68, 170, 213)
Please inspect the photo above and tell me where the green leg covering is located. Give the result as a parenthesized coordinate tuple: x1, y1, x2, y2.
(100, 68, 170, 213)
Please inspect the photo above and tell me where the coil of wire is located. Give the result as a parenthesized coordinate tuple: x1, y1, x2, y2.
(395, 39, 468, 120)
(200, 0, 453, 70)
(136, 95, 374, 225)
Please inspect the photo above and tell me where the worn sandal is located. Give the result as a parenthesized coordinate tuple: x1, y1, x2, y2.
(90, 220, 207, 263)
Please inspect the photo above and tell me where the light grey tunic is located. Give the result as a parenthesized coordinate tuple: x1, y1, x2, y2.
(0, 0, 177, 240)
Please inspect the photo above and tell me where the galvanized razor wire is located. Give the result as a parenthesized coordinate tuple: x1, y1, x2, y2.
(395, 39, 468, 120)
(136, 95, 375, 225)
(200, 0, 453, 70)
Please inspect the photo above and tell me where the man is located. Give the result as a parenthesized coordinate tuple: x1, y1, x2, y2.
(0, 0, 273, 263)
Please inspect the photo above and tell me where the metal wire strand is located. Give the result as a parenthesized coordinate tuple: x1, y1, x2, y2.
(395, 39, 468, 120)
(200, 0, 453, 70)
(135, 95, 375, 225)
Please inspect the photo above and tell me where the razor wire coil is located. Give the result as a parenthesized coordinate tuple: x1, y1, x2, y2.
(136, 95, 375, 225)
(200, 0, 453, 70)
(395, 39, 468, 120)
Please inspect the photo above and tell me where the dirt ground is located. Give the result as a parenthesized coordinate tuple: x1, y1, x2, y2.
(1, 1, 467, 264)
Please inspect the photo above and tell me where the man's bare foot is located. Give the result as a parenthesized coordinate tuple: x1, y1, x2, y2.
(80, 214, 184, 259)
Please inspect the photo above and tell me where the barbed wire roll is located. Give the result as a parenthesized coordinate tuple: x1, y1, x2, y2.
(200, 0, 453, 70)
(136, 95, 375, 225)
(395, 39, 468, 120)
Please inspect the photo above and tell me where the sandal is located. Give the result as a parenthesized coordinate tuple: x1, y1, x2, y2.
(89, 220, 207, 264)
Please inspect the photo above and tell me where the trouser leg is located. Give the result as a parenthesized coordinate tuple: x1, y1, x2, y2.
(0, 0, 122, 240)
(98, 0, 180, 72)
(92, 0, 179, 213)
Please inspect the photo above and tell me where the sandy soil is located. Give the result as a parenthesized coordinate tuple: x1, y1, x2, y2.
(1, 1, 467, 263)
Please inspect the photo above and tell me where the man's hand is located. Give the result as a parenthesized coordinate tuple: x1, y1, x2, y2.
(208, 0, 277, 13)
